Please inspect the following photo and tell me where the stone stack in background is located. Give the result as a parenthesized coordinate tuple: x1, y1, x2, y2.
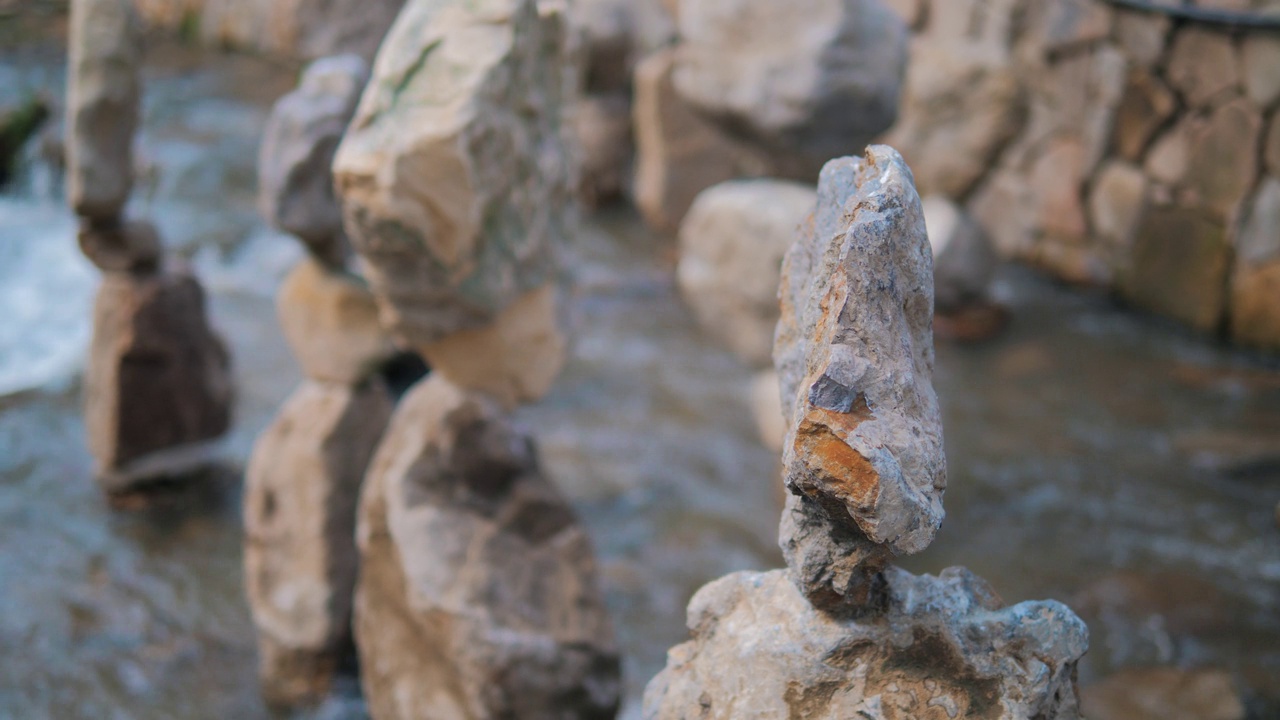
(633, 0, 908, 232)
(242, 54, 400, 708)
(643, 147, 1089, 719)
(883, 0, 1280, 351)
(67, 0, 233, 493)
(334, 1, 622, 717)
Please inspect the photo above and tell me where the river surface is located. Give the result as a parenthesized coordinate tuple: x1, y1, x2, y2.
(1, 14, 1278, 720)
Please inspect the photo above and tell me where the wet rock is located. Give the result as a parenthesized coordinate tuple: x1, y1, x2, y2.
(258, 54, 368, 266)
(1166, 28, 1240, 108)
(923, 195, 997, 313)
(418, 285, 566, 410)
(244, 379, 393, 707)
(643, 568, 1088, 720)
(77, 217, 162, 274)
(774, 147, 944, 609)
(676, 178, 817, 368)
(355, 375, 621, 720)
(1111, 68, 1177, 162)
(333, 0, 577, 346)
(85, 270, 233, 491)
(631, 48, 763, 233)
(1120, 204, 1230, 332)
(575, 93, 632, 208)
(66, 0, 141, 220)
(1241, 35, 1280, 108)
(1081, 667, 1245, 720)
(672, 0, 907, 173)
(750, 369, 785, 453)
(276, 258, 397, 385)
(1088, 161, 1147, 251)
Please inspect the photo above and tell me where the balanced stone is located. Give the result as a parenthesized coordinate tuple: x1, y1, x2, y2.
(77, 217, 162, 274)
(774, 147, 944, 609)
(259, 54, 369, 266)
(244, 378, 393, 707)
(677, 179, 817, 368)
(85, 270, 233, 491)
(333, 0, 578, 347)
(355, 375, 621, 719)
(66, 0, 142, 220)
(643, 568, 1088, 720)
(276, 258, 397, 385)
(672, 0, 907, 174)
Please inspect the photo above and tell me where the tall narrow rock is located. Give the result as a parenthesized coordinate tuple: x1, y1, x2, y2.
(244, 379, 393, 707)
(333, 0, 578, 348)
(355, 375, 621, 719)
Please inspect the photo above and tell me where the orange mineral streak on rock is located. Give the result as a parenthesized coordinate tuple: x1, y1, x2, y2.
(793, 404, 879, 511)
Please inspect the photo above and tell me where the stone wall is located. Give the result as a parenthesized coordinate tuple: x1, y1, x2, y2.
(884, 0, 1280, 350)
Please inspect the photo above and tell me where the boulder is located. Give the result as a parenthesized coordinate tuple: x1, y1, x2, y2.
(672, 0, 907, 173)
(259, 54, 369, 266)
(774, 148, 944, 611)
(676, 179, 817, 368)
(418, 285, 566, 410)
(85, 270, 233, 491)
(574, 93, 633, 208)
(244, 379, 393, 707)
(643, 568, 1088, 720)
(922, 195, 997, 312)
(276, 258, 397, 385)
(333, 0, 578, 346)
(66, 0, 141, 220)
(355, 375, 621, 720)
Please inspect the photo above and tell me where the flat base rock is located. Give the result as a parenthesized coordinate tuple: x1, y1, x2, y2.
(643, 567, 1088, 720)
(355, 375, 620, 720)
(244, 378, 394, 708)
(85, 269, 233, 492)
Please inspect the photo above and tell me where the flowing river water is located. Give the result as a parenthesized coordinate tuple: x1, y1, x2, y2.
(1, 15, 1278, 720)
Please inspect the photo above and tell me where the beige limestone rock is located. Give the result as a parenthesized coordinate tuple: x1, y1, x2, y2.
(244, 379, 393, 707)
(1026, 0, 1114, 52)
(1081, 667, 1246, 720)
(1145, 119, 1193, 186)
(355, 375, 621, 720)
(1088, 160, 1148, 251)
(643, 568, 1088, 720)
(1167, 28, 1240, 108)
(575, 93, 633, 208)
(676, 179, 817, 368)
(1112, 68, 1177, 162)
(750, 369, 785, 453)
(77, 218, 162, 274)
(418, 285, 566, 410)
(1113, 9, 1171, 69)
(923, 195, 997, 311)
(258, 54, 369, 265)
(1185, 98, 1262, 218)
(631, 48, 764, 234)
(85, 270, 233, 491)
(1032, 137, 1088, 242)
(67, 0, 142, 220)
(1242, 35, 1280, 108)
(968, 167, 1037, 258)
(1237, 176, 1280, 267)
(276, 258, 397, 385)
(672, 0, 907, 171)
(775, 147, 943, 609)
(1120, 204, 1231, 332)
(334, 0, 577, 346)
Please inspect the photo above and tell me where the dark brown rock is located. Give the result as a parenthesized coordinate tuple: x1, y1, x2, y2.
(1119, 204, 1230, 332)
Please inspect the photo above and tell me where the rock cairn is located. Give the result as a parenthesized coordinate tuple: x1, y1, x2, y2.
(643, 147, 1089, 719)
(242, 54, 398, 707)
(884, 0, 1280, 351)
(333, 1, 622, 717)
(67, 0, 232, 493)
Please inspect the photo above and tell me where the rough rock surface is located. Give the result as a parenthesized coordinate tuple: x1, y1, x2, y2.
(244, 379, 393, 707)
(922, 195, 997, 312)
(276, 258, 397, 385)
(67, 0, 141, 220)
(355, 375, 621, 720)
(677, 179, 817, 368)
(85, 270, 233, 490)
(774, 148, 943, 610)
(334, 0, 578, 347)
(259, 54, 369, 265)
(672, 0, 907, 173)
(643, 568, 1088, 720)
